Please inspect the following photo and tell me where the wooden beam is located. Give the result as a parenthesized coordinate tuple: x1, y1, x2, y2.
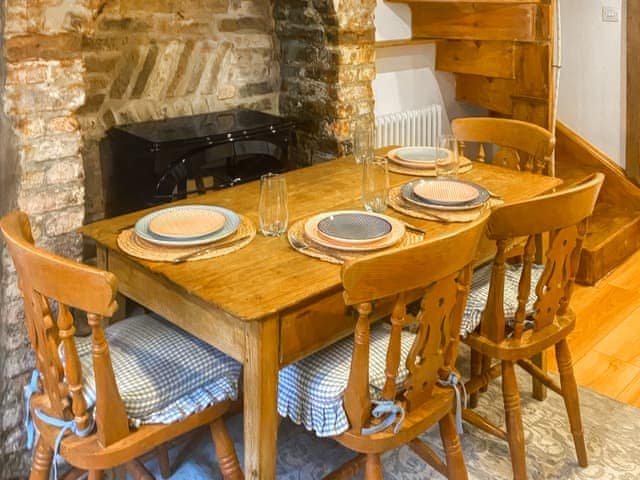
(627, 0, 640, 182)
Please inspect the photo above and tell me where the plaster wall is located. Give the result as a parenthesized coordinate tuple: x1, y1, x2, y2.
(557, 0, 626, 167)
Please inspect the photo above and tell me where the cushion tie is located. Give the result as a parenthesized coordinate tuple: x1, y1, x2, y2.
(361, 400, 406, 436)
(24, 370, 40, 450)
(438, 371, 467, 434)
(24, 369, 95, 480)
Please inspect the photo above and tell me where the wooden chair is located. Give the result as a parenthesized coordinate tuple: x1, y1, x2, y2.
(451, 117, 555, 175)
(460, 173, 604, 479)
(277, 213, 489, 479)
(0, 211, 243, 480)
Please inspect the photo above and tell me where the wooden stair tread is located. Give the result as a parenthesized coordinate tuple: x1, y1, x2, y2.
(556, 122, 640, 284)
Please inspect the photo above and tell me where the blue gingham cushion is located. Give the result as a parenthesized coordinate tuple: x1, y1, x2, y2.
(278, 324, 416, 437)
(73, 314, 241, 426)
(461, 262, 544, 337)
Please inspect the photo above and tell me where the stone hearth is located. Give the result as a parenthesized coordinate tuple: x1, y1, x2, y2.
(0, 0, 375, 476)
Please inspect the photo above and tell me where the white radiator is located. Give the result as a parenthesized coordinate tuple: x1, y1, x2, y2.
(374, 105, 443, 148)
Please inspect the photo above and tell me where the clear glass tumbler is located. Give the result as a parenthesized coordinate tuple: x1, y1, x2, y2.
(362, 156, 388, 213)
(436, 134, 459, 178)
(258, 173, 288, 236)
(354, 123, 374, 165)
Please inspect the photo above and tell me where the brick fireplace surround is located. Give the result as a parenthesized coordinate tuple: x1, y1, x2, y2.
(0, 0, 375, 475)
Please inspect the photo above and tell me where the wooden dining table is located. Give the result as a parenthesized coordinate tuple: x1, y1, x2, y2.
(80, 151, 562, 479)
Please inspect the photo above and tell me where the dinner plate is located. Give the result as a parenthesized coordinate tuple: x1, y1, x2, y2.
(412, 179, 480, 206)
(304, 211, 405, 251)
(135, 205, 240, 246)
(317, 212, 392, 243)
(401, 180, 489, 211)
(387, 146, 448, 169)
(148, 206, 226, 239)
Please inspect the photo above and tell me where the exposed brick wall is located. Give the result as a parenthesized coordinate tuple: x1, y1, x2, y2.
(274, 0, 376, 165)
(78, 0, 281, 223)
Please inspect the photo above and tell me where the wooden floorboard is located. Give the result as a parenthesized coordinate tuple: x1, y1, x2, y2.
(548, 249, 640, 408)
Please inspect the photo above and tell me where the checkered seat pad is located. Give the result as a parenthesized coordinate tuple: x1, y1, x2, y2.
(278, 324, 417, 438)
(461, 262, 544, 337)
(74, 314, 241, 426)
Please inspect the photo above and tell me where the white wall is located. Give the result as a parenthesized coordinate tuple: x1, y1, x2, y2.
(557, 0, 626, 167)
(372, 0, 484, 130)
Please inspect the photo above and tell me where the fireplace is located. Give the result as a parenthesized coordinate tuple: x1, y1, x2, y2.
(102, 109, 295, 217)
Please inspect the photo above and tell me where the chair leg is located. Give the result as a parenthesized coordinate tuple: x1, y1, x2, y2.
(210, 418, 243, 480)
(364, 453, 384, 480)
(439, 412, 468, 480)
(502, 361, 528, 480)
(480, 354, 491, 393)
(555, 339, 588, 467)
(88, 471, 103, 480)
(29, 437, 53, 480)
(469, 348, 482, 408)
(157, 444, 172, 479)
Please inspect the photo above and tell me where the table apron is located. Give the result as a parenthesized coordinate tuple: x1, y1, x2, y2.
(104, 248, 246, 361)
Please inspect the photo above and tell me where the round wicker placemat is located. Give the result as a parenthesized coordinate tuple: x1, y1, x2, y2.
(387, 156, 473, 177)
(288, 218, 424, 264)
(117, 215, 256, 262)
(387, 186, 498, 223)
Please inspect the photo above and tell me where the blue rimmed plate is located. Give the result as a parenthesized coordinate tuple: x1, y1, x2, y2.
(317, 212, 392, 243)
(401, 180, 489, 211)
(134, 205, 240, 246)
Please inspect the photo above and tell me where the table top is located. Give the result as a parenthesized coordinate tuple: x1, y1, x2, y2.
(81, 154, 562, 322)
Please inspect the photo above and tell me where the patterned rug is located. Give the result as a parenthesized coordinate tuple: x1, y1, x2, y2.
(143, 347, 640, 479)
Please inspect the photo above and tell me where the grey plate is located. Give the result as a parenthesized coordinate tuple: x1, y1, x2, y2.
(401, 180, 490, 211)
(317, 213, 392, 242)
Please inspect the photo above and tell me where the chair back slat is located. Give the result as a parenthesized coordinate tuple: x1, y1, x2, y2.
(381, 293, 406, 401)
(452, 117, 555, 174)
(481, 174, 604, 343)
(341, 214, 488, 427)
(0, 211, 130, 445)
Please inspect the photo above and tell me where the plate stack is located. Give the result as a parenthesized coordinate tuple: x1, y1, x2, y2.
(387, 146, 446, 172)
(401, 179, 489, 212)
(303, 210, 406, 252)
(134, 205, 241, 246)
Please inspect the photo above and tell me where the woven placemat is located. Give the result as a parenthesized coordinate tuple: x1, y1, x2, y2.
(388, 186, 502, 223)
(387, 156, 473, 177)
(287, 218, 424, 264)
(117, 215, 256, 262)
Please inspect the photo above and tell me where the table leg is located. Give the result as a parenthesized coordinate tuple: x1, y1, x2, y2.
(243, 316, 279, 479)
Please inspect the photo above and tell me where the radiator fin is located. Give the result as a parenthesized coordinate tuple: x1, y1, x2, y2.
(374, 105, 443, 148)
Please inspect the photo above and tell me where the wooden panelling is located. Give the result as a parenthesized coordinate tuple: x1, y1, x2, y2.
(409, 4, 546, 42)
(455, 74, 515, 114)
(627, 0, 640, 183)
(436, 40, 516, 78)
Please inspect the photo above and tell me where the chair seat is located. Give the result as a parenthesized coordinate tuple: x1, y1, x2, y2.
(461, 262, 544, 337)
(74, 314, 241, 426)
(277, 324, 416, 438)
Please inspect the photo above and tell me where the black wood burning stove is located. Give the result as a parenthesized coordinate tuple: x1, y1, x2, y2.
(101, 109, 295, 217)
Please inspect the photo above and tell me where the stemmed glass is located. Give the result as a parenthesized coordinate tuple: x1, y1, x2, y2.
(258, 173, 288, 236)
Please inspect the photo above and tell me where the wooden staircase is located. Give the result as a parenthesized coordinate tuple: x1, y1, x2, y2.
(384, 0, 640, 283)
(555, 122, 640, 285)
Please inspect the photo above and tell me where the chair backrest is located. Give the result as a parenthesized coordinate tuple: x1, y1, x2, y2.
(451, 117, 555, 175)
(340, 213, 488, 430)
(480, 173, 604, 342)
(0, 211, 130, 447)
